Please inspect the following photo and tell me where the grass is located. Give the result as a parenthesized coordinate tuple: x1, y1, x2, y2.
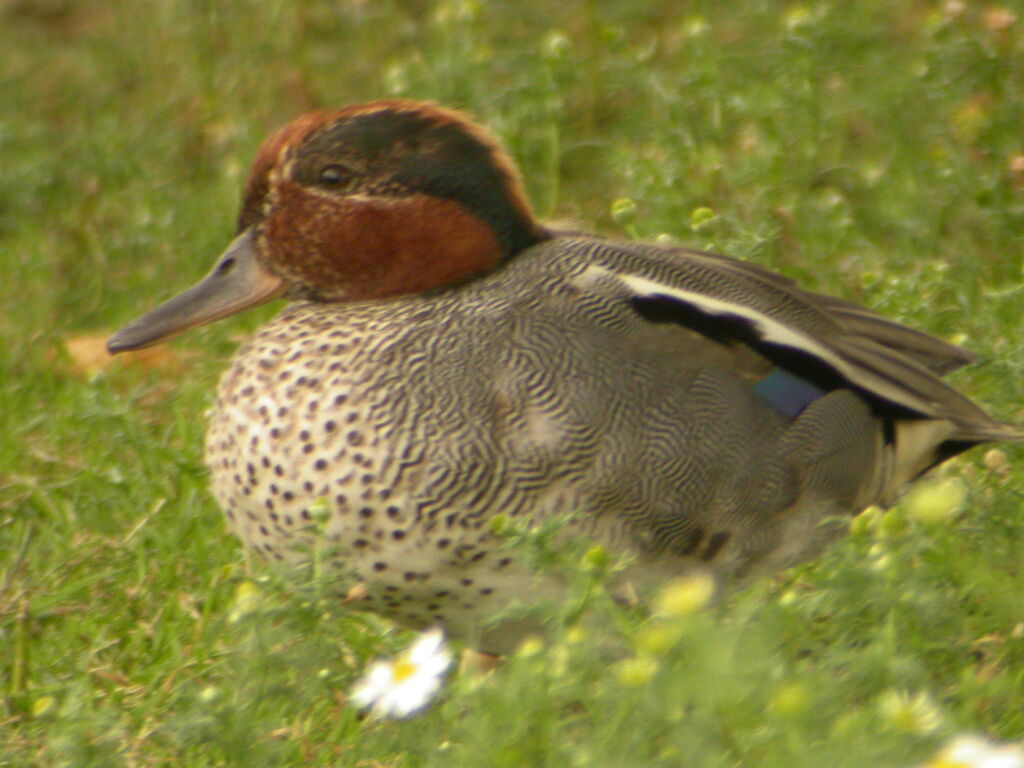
(2, 0, 1024, 764)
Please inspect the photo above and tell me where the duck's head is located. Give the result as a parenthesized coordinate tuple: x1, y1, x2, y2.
(108, 100, 547, 352)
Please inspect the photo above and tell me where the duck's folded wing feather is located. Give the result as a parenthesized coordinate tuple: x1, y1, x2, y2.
(567, 238, 1022, 444)
(658, 245, 976, 374)
(805, 293, 975, 375)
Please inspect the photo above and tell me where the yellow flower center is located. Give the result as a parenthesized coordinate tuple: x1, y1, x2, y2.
(391, 659, 416, 683)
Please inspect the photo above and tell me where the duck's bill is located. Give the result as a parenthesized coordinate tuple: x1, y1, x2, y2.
(107, 229, 285, 353)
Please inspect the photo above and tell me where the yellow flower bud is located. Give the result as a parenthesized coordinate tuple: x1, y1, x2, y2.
(636, 620, 684, 655)
(689, 206, 717, 231)
(611, 198, 638, 227)
(983, 448, 1011, 476)
(769, 682, 810, 717)
(489, 514, 508, 536)
(581, 544, 610, 572)
(616, 656, 658, 687)
(31, 696, 56, 718)
(903, 478, 966, 525)
(653, 572, 716, 618)
(516, 636, 544, 658)
(228, 580, 263, 623)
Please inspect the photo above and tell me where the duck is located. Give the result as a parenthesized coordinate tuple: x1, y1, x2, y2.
(107, 99, 1023, 653)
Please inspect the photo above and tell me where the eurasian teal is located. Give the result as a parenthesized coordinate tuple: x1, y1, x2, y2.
(108, 100, 1022, 653)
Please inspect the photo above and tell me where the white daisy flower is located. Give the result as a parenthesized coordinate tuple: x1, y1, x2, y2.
(878, 689, 944, 735)
(349, 627, 453, 718)
(922, 734, 1024, 768)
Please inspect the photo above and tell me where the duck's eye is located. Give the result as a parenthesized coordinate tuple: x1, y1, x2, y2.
(319, 165, 350, 186)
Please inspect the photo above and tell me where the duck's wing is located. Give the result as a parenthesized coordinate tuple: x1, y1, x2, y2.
(690, 247, 977, 375)
(564, 236, 1022, 445)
